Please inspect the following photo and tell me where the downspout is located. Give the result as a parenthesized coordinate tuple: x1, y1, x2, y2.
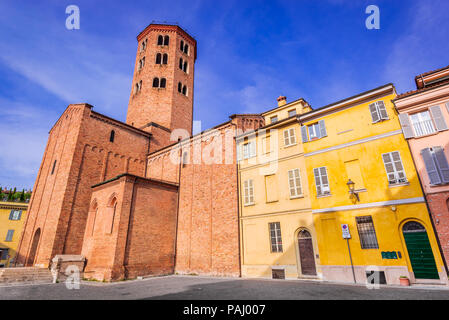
(393, 101, 449, 275)
(232, 122, 243, 278)
(173, 139, 182, 273)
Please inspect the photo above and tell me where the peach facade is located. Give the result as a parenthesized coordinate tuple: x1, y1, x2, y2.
(394, 66, 449, 267)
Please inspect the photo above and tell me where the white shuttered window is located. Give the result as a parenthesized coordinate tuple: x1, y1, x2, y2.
(382, 151, 407, 185)
(243, 180, 255, 205)
(288, 169, 302, 198)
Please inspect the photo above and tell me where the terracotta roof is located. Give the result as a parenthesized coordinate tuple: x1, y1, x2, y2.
(394, 78, 449, 100)
(415, 65, 449, 80)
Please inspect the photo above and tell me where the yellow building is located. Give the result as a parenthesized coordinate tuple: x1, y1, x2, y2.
(237, 96, 322, 280)
(0, 201, 28, 268)
(299, 84, 447, 285)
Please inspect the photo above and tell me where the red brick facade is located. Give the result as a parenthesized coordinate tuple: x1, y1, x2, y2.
(15, 23, 264, 280)
(427, 192, 449, 267)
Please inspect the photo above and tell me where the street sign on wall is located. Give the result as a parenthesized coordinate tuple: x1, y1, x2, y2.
(341, 224, 351, 239)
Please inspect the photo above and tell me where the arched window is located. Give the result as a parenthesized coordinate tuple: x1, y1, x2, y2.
(153, 78, 159, 88)
(164, 35, 170, 46)
(178, 82, 182, 93)
(160, 78, 166, 88)
(179, 58, 183, 70)
(180, 40, 184, 52)
(162, 53, 168, 65)
(183, 61, 188, 73)
(141, 39, 147, 52)
(106, 197, 117, 234)
(298, 229, 312, 239)
(157, 35, 163, 46)
(155, 53, 162, 64)
(402, 221, 426, 233)
(182, 85, 187, 96)
(109, 130, 115, 143)
(184, 44, 189, 55)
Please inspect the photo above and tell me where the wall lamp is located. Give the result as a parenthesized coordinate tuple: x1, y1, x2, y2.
(347, 179, 360, 202)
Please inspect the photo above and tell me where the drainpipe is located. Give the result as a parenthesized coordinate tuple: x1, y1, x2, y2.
(173, 139, 182, 273)
(232, 122, 243, 278)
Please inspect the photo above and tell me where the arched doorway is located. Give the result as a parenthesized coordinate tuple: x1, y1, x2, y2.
(26, 228, 41, 267)
(402, 221, 439, 280)
(298, 229, 317, 276)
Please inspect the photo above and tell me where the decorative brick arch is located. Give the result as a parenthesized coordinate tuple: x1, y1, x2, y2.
(26, 228, 41, 267)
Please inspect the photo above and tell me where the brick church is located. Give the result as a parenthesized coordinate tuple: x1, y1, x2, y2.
(15, 23, 264, 281)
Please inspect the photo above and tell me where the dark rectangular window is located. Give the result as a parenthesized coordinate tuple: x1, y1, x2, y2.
(5, 230, 14, 242)
(356, 216, 379, 249)
(269, 222, 283, 252)
(0, 248, 9, 260)
(51, 160, 57, 175)
(9, 210, 22, 221)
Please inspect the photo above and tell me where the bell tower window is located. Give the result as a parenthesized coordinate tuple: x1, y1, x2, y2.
(157, 35, 163, 46)
(164, 35, 170, 46)
(162, 53, 168, 65)
(109, 130, 115, 143)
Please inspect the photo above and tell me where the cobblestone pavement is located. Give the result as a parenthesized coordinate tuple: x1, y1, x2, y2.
(0, 275, 448, 300)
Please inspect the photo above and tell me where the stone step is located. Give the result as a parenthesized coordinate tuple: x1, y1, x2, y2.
(0, 267, 53, 286)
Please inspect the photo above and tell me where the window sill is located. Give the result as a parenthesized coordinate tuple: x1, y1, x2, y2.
(266, 200, 279, 204)
(411, 131, 439, 139)
(388, 182, 410, 188)
(244, 203, 255, 207)
(284, 143, 297, 148)
(429, 182, 449, 187)
(317, 193, 332, 198)
(290, 195, 304, 200)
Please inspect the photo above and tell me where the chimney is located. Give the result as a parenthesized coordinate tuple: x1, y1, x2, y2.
(277, 96, 287, 107)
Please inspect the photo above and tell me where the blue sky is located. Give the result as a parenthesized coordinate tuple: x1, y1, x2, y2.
(0, 0, 448, 189)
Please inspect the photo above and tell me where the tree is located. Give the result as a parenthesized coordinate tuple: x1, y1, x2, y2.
(20, 189, 25, 202)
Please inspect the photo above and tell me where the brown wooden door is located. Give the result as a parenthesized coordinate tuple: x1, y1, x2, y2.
(298, 230, 317, 276)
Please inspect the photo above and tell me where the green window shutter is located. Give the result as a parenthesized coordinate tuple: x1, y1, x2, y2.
(318, 120, 327, 138)
(301, 126, 309, 143)
(376, 101, 389, 120)
(9, 210, 14, 220)
(313, 168, 322, 195)
(398, 113, 415, 139)
(433, 147, 449, 183)
(18, 210, 22, 220)
(369, 103, 380, 123)
(429, 105, 448, 131)
(421, 148, 442, 185)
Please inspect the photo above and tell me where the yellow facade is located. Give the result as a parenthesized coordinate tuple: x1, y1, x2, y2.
(0, 201, 28, 268)
(300, 84, 447, 285)
(238, 98, 321, 279)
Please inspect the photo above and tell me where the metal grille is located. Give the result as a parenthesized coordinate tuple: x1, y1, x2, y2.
(356, 216, 379, 249)
(269, 222, 283, 253)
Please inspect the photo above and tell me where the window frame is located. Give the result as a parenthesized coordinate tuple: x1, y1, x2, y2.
(313, 166, 330, 196)
(242, 141, 256, 159)
(381, 151, 407, 186)
(288, 169, 302, 198)
(283, 128, 297, 147)
(410, 110, 437, 137)
(270, 116, 278, 124)
(5, 230, 14, 242)
(269, 222, 283, 253)
(243, 179, 255, 206)
(355, 216, 379, 249)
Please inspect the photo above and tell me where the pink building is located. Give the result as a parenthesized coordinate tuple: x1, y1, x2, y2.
(394, 65, 449, 268)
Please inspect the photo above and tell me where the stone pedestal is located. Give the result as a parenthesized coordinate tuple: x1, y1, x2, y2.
(50, 255, 86, 283)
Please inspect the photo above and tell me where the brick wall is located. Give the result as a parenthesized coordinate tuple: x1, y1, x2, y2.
(427, 191, 449, 267)
(82, 174, 178, 281)
(146, 115, 264, 277)
(16, 104, 150, 267)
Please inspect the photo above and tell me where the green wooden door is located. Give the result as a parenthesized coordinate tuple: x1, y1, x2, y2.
(403, 222, 439, 280)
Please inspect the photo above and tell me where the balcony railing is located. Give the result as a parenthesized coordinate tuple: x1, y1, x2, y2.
(412, 119, 436, 137)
